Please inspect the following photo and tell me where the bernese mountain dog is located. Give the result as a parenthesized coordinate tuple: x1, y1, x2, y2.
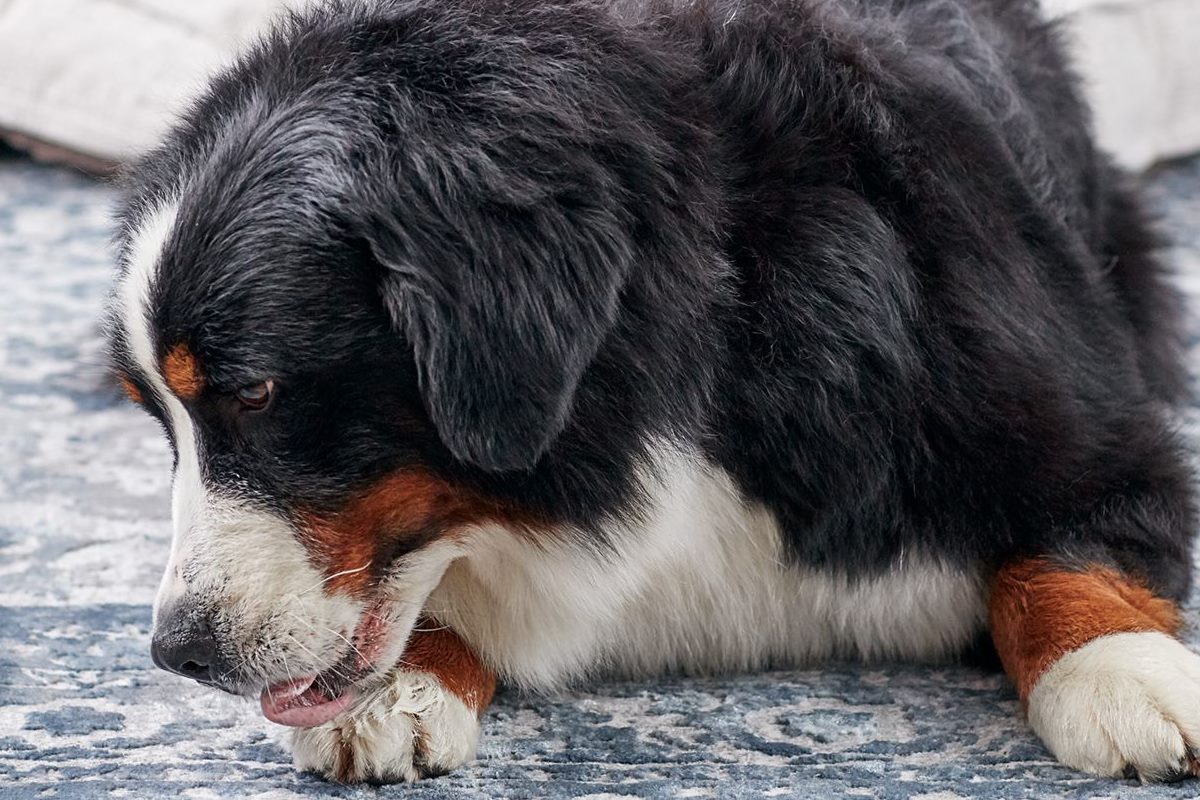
(105, 0, 1200, 784)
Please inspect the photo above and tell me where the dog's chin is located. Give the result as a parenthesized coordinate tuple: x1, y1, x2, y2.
(259, 598, 399, 728)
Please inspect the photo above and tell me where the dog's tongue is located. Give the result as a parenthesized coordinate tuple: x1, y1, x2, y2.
(260, 677, 354, 727)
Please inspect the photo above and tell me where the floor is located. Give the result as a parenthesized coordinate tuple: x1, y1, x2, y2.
(2, 152, 1200, 799)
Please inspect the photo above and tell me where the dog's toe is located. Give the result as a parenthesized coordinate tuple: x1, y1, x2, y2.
(1028, 631, 1200, 782)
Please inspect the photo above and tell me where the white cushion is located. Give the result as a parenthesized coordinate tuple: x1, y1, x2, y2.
(0, 0, 286, 164)
(1043, 0, 1200, 168)
(0, 0, 1196, 170)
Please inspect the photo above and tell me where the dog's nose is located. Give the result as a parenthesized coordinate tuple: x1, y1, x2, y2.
(150, 605, 227, 686)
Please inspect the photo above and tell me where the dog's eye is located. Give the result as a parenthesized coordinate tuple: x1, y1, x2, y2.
(234, 380, 274, 411)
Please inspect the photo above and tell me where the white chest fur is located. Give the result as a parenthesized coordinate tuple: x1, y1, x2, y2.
(430, 447, 987, 691)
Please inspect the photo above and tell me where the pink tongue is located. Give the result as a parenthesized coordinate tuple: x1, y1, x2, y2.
(260, 677, 355, 727)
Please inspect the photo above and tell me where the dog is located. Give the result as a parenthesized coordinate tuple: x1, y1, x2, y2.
(106, 0, 1200, 784)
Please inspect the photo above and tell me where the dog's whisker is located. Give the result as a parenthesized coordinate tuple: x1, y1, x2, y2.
(326, 625, 370, 665)
(284, 633, 354, 685)
(296, 562, 372, 597)
(279, 640, 297, 689)
(283, 609, 372, 667)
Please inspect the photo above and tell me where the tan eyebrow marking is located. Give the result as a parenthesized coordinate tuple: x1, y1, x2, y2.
(161, 343, 205, 400)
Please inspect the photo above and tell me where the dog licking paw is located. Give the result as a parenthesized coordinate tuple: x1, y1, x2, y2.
(291, 670, 481, 783)
(1027, 632, 1200, 782)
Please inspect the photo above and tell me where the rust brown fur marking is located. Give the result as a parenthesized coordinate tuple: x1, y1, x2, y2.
(161, 343, 204, 399)
(300, 469, 538, 596)
(118, 375, 143, 405)
(403, 619, 496, 715)
(332, 726, 355, 783)
(989, 557, 1182, 702)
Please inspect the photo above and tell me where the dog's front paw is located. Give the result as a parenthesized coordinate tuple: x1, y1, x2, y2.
(291, 670, 481, 783)
(1028, 631, 1200, 782)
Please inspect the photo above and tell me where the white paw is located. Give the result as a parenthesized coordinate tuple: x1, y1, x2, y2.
(1028, 631, 1200, 782)
(291, 670, 481, 783)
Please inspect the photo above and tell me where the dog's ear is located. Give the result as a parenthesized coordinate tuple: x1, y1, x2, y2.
(367, 196, 632, 473)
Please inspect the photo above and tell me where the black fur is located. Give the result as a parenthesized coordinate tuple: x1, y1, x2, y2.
(110, 0, 1193, 603)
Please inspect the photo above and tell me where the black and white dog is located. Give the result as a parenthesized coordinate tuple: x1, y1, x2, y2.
(107, 0, 1200, 783)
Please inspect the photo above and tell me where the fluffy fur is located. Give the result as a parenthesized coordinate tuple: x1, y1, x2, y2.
(106, 0, 1197, 784)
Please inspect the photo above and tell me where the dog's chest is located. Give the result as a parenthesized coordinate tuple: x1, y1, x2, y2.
(431, 451, 987, 689)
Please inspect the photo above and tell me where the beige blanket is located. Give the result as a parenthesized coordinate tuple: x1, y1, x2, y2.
(0, 0, 1196, 172)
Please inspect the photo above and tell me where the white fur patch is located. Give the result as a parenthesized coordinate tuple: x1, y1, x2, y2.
(431, 446, 986, 690)
(117, 199, 193, 623)
(118, 204, 178, 388)
(292, 670, 481, 782)
(1027, 631, 1200, 780)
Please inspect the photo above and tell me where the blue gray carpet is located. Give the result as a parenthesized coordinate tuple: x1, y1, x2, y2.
(2, 152, 1200, 799)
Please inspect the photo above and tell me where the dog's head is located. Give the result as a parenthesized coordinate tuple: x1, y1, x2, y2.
(105, 1, 720, 724)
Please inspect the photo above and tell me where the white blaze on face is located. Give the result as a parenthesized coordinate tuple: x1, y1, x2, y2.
(117, 201, 197, 622)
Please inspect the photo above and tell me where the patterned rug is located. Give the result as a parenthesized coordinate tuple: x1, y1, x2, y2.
(2, 150, 1200, 799)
